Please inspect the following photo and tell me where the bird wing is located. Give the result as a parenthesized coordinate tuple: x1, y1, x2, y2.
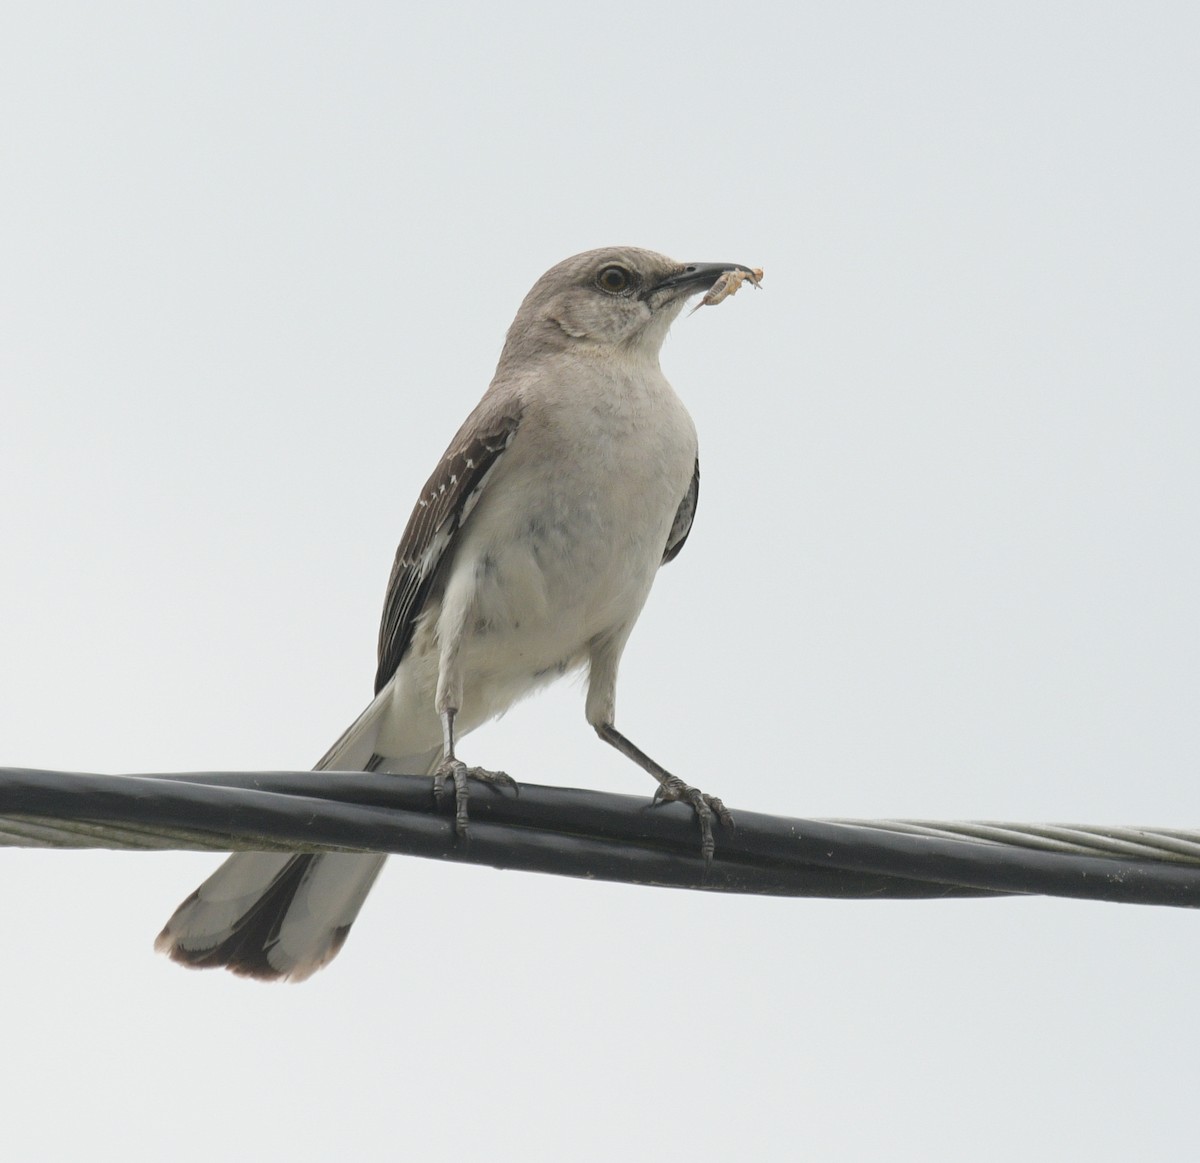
(661, 457, 700, 565)
(374, 395, 523, 692)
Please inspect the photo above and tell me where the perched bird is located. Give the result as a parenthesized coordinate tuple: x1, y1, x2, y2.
(157, 246, 758, 980)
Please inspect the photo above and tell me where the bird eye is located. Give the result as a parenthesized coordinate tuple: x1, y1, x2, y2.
(596, 265, 632, 294)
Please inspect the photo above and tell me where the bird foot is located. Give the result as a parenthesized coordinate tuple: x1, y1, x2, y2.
(652, 776, 735, 862)
(432, 760, 517, 838)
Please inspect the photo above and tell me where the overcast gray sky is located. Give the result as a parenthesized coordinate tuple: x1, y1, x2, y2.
(3, 3, 1199, 1159)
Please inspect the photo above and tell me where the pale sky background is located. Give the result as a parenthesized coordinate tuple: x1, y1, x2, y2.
(2, 3, 1199, 1160)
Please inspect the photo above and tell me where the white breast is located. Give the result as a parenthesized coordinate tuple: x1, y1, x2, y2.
(377, 356, 697, 755)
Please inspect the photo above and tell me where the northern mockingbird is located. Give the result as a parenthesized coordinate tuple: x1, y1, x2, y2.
(157, 246, 758, 980)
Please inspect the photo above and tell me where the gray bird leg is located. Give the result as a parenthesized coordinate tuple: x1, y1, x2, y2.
(432, 707, 517, 838)
(586, 635, 731, 859)
(594, 722, 734, 862)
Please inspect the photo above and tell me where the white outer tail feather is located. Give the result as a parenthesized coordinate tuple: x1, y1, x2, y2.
(155, 688, 439, 981)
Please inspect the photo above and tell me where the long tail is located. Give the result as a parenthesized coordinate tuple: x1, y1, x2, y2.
(155, 691, 437, 982)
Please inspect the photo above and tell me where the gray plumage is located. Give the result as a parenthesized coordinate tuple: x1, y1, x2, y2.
(157, 247, 754, 980)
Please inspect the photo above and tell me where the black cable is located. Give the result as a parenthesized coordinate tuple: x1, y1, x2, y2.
(1, 766, 1196, 909)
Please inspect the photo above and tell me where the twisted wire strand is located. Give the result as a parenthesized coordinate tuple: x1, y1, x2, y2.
(829, 819, 1200, 864)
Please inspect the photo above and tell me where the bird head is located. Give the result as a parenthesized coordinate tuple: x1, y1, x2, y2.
(500, 247, 757, 365)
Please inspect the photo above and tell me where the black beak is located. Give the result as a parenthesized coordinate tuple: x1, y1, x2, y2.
(646, 262, 757, 298)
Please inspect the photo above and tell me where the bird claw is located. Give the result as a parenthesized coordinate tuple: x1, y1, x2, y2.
(652, 776, 734, 862)
(432, 760, 517, 838)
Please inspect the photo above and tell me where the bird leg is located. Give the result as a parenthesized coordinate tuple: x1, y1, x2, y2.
(432, 707, 517, 838)
(594, 723, 733, 862)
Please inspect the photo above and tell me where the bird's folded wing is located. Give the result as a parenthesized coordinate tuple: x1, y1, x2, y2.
(662, 457, 700, 565)
(374, 396, 523, 693)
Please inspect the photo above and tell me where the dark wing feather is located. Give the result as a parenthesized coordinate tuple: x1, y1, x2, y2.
(374, 400, 522, 693)
(662, 457, 700, 565)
